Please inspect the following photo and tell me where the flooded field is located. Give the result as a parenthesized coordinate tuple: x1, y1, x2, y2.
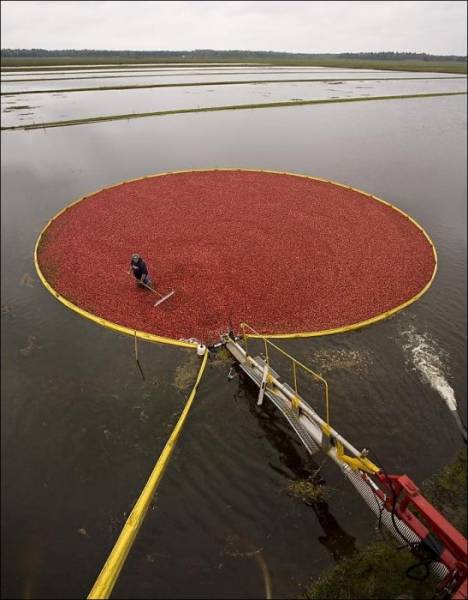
(1, 78, 466, 129)
(1, 65, 466, 599)
(1, 67, 466, 93)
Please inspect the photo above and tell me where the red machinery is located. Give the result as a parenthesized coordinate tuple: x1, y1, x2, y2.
(372, 472, 467, 598)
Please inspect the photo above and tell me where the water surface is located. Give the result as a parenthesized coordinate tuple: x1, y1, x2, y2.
(1, 94, 466, 599)
(2, 65, 464, 94)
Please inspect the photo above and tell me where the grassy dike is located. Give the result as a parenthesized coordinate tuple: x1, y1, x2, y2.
(2, 91, 466, 132)
(2, 76, 466, 96)
(303, 450, 467, 599)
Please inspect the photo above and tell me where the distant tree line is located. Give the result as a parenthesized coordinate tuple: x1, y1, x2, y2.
(338, 51, 466, 62)
(1, 48, 466, 61)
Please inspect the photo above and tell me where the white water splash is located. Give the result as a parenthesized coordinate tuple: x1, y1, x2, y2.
(400, 324, 457, 412)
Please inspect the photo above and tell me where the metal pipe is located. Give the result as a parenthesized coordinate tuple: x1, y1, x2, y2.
(237, 342, 363, 459)
(240, 322, 330, 424)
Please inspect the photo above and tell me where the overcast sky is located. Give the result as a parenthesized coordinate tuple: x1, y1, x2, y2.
(1, 0, 467, 55)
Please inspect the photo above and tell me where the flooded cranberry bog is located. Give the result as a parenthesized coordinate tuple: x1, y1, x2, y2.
(1, 66, 467, 600)
(35, 169, 436, 344)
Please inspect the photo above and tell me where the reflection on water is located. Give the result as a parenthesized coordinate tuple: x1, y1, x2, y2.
(1, 93, 466, 599)
(310, 501, 357, 562)
(240, 366, 357, 562)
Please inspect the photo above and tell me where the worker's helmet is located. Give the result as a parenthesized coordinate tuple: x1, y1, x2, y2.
(131, 253, 140, 264)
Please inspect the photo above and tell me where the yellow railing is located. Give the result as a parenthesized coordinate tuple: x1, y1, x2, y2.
(239, 323, 330, 425)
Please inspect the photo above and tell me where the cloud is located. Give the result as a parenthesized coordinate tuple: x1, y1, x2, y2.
(1, 0, 466, 54)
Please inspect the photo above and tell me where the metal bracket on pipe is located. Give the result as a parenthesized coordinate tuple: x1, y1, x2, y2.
(257, 364, 269, 406)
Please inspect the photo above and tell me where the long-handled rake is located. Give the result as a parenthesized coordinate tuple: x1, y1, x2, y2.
(140, 279, 175, 307)
(126, 272, 175, 307)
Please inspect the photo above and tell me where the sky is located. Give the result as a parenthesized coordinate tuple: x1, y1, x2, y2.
(1, 0, 467, 55)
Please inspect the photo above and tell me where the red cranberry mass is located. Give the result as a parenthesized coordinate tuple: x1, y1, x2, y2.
(37, 170, 436, 343)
